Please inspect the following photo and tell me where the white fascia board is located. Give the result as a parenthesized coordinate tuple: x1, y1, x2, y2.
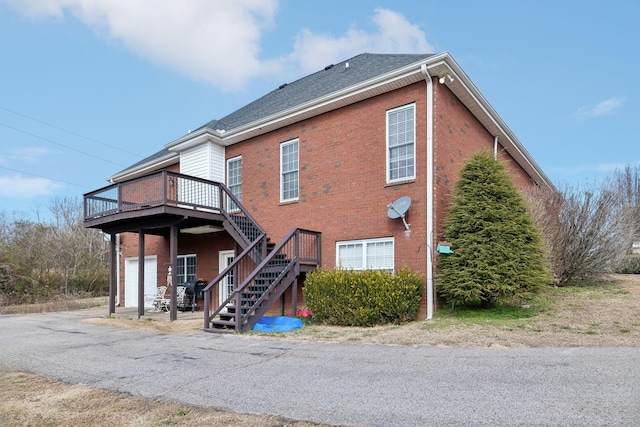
(108, 152, 179, 183)
(165, 128, 223, 152)
(433, 56, 554, 189)
(134, 51, 551, 189)
(219, 53, 452, 145)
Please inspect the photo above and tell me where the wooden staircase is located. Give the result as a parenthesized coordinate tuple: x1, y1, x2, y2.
(203, 190, 321, 333)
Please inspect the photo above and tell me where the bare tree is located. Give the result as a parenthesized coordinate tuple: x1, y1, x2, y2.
(48, 197, 109, 294)
(0, 197, 109, 304)
(525, 179, 633, 285)
(615, 165, 640, 247)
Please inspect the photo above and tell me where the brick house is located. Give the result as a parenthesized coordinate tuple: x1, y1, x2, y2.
(84, 52, 552, 332)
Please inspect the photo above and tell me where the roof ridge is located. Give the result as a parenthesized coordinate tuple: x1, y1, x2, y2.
(207, 52, 434, 132)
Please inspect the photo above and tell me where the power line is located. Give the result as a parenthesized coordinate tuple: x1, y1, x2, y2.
(0, 122, 126, 167)
(0, 105, 144, 158)
(0, 165, 93, 190)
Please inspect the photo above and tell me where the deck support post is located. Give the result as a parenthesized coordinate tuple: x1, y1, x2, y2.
(169, 224, 178, 321)
(109, 233, 117, 315)
(137, 230, 145, 319)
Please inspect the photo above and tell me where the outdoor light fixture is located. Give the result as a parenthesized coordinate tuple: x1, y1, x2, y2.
(438, 73, 454, 84)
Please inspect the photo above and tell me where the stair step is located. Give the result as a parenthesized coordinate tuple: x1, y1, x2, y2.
(203, 327, 235, 334)
(210, 319, 236, 327)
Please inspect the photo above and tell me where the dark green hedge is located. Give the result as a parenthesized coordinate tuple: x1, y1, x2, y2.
(303, 268, 423, 326)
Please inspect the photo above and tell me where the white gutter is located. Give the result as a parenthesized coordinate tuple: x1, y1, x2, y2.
(195, 53, 451, 147)
(110, 52, 551, 189)
(108, 152, 179, 183)
(436, 58, 553, 188)
(494, 136, 499, 160)
(421, 64, 434, 320)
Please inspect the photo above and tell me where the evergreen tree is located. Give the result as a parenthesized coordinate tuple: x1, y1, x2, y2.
(437, 151, 551, 306)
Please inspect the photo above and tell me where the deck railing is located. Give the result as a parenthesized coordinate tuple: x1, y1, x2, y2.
(84, 171, 220, 218)
(83, 171, 266, 242)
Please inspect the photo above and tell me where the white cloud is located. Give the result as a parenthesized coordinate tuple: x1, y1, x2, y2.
(5, 1, 433, 91)
(0, 175, 63, 198)
(288, 8, 434, 75)
(6, 0, 279, 91)
(572, 96, 625, 120)
(8, 147, 50, 163)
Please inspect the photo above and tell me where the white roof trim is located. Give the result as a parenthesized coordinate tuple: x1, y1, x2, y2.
(115, 52, 552, 188)
(109, 151, 178, 183)
(165, 127, 222, 151)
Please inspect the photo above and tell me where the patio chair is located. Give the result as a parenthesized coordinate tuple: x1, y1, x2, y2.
(159, 286, 187, 312)
(176, 285, 187, 311)
(151, 286, 168, 312)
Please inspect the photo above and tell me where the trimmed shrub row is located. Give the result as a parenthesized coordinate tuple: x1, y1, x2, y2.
(303, 268, 423, 326)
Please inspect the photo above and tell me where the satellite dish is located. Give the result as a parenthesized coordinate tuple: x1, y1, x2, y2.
(387, 196, 411, 231)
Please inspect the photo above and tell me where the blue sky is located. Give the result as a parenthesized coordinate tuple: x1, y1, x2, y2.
(1, 0, 638, 219)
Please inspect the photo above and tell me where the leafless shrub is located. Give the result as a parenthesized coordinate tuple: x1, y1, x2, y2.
(525, 179, 633, 285)
(0, 197, 109, 303)
(614, 165, 640, 247)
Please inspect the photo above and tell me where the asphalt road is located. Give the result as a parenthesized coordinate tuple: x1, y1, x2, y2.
(1, 309, 639, 426)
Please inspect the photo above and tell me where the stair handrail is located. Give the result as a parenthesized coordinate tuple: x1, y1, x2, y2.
(215, 228, 321, 331)
(204, 229, 296, 331)
(218, 183, 266, 245)
(238, 256, 297, 327)
(230, 228, 299, 332)
(235, 228, 323, 331)
(203, 233, 267, 327)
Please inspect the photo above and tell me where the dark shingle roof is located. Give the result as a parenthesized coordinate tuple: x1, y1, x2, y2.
(111, 53, 434, 180)
(198, 53, 434, 133)
(115, 148, 173, 175)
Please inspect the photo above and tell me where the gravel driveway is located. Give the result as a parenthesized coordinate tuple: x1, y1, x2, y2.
(1, 309, 639, 426)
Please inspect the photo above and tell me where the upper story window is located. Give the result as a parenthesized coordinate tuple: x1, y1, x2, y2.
(226, 156, 242, 211)
(387, 103, 416, 183)
(336, 237, 394, 271)
(280, 139, 299, 202)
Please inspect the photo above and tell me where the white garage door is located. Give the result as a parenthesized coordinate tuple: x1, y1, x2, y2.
(124, 256, 157, 308)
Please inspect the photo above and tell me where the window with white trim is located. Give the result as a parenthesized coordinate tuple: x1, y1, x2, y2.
(336, 238, 394, 271)
(387, 103, 416, 182)
(280, 139, 299, 202)
(226, 156, 242, 211)
(176, 254, 196, 284)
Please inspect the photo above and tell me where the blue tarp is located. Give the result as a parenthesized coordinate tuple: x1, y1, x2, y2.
(253, 316, 303, 332)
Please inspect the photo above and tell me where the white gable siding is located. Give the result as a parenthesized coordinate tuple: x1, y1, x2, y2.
(180, 142, 225, 181)
(208, 142, 225, 183)
(176, 142, 225, 209)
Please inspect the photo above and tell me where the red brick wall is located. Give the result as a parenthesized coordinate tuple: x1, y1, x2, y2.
(118, 79, 540, 318)
(432, 83, 535, 243)
(117, 231, 235, 307)
(226, 82, 430, 277)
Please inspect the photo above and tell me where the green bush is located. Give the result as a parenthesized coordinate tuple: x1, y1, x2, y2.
(303, 268, 423, 326)
(437, 151, 550, 307)
(613, 255, 640, 274)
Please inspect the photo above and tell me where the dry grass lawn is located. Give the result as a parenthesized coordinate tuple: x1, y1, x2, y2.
(0, 371, 329, 427)
(1, 274, 639, 426)
(84, 274, 640, 348)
